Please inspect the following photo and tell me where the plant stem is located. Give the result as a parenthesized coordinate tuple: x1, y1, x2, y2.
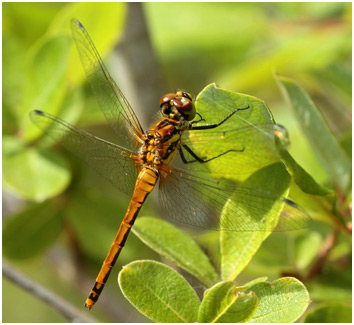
(306, 230, 339, 280)
(3, 261, 98, 323)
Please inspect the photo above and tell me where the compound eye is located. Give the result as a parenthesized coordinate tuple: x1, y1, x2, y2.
(160, 93, 176, 106)
(182, 92, 193, 101)
(175, 91, 192, 101)
(179, 97, 193, 112)
(172, 97, 196, 121)
(175, 90, 183, 98)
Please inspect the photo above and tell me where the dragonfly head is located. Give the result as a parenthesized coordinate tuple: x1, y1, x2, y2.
(160, 91, 196, 121)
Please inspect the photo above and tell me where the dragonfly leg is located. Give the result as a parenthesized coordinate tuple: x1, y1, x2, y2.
(179, 144, 244, 164)
(190, 105, 250, 130)
(190, 112, 205, 125)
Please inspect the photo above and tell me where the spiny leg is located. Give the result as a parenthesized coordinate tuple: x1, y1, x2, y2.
(190, 105, 249, 130)
(179, 144, 244, 164)
(190, 112, 205, 125)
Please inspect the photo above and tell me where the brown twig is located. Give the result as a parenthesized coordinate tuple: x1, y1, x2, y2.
(2, 261, 98, 323)
(305, 230, 339, 280)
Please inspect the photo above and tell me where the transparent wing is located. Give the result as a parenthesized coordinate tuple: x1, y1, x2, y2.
(71, 19, 144, 150)
(158, 165, 311, 232)
(178, 123, 288, 179)
(30, 110, 139, 196)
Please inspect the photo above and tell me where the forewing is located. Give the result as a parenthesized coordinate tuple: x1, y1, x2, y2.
(30, 110, 138, 196)
(158, 166, 310, 232)
(71, 19, 144, 150)
(179, 124, 289, 181)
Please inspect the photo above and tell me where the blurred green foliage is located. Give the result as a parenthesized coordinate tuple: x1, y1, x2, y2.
(2, 2, 351, 323)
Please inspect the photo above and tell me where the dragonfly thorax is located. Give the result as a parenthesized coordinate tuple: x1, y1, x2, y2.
(138, 116, 185, 170)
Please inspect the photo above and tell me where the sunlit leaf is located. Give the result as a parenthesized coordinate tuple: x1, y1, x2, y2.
(51, 2, 127, 86)
(221, 163, 290, 281)
(3, 36, 26, 129)
(22, 33, 71, 142)
(119, 260, 200, 323)
(30, 87, 85, 148)
(294, 231, 323, 270)
(224, 24, 350, 91)
(133, 216, 219, 287)
(198, 281, 258, 323)
(3, 136, 71, 201)
(277, 144, 332, 196)
(246, 277, 310, 323)
(275, 75, 351, 192)
(186, 83, 281, 183)
(287, 181, 335, 226)
(243, 277, 268, 287)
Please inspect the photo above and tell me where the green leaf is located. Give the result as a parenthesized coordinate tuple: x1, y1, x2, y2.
(3, 36, 26, 129)
(340, 134, 352, 160)
(221, 163, 290, 281)
(246, 277, 310, 323)
(303, 303, 352, 323)
(118, 260, 200, 323)
(22, 33, 71, 142)
(198, 281, 258, 323)
(275, 75, 351, 192)
(3, 136, 71, 201)
(223, 22, 350, 91)
(132, 216, 219, 287)
(243, 277, 268, 287)
(55, 87, 84, 131)
(52, 2, 127, 86)
(3, 201, 63, 259)
(277, 144, 332, 196)
(294, 231, 323, 270)
(313, 62, 352, 99)
(30, 86, 85, 149)
(196, 83, 275, 125)
(287, 181, 335, 226)
(190, 83, 281, 183)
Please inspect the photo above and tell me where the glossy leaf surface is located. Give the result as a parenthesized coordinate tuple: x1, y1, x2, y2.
(221, 163, 291, 281)
(119, 260, 200, 323)
(246, 277, 310, 323)
(198, 281, 258, 323)
(3, 136, 71, 201)
(133, 216, 219, 287)
(276, 75, 351, 192)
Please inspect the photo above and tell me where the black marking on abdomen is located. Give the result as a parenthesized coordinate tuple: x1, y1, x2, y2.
(89, 292, 99, 302)
(92, 283, 105, 295)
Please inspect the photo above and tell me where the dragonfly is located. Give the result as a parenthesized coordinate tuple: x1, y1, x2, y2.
(31, 19, 310, 309)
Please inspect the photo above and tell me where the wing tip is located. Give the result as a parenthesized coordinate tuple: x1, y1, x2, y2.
(33, 110, 44, 116)
(280, 198, 312, 230)
(76, 19, 84, 31)
(70, 18, 84, 31)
